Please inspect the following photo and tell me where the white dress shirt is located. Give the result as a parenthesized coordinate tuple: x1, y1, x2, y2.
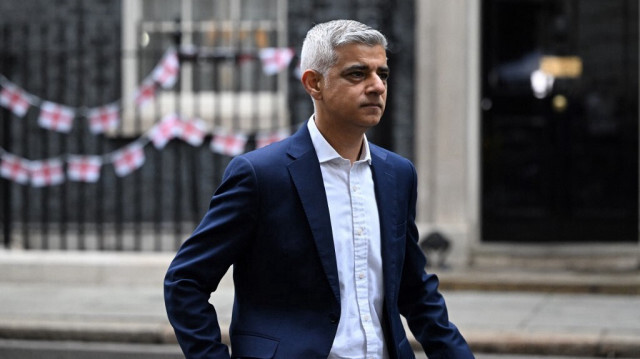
(307, 118, 388, 359)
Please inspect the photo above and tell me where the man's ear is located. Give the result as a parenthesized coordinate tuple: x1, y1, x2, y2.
(301, 69, 323, 101)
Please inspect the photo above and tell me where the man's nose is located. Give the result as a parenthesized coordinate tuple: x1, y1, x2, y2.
(367, 74, 386, 95)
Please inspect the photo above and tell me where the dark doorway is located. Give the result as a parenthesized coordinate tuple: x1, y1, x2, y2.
(481, 0, 639, 242)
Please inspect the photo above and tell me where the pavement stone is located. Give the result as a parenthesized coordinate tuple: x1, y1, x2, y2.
(0, 249, 639, 358)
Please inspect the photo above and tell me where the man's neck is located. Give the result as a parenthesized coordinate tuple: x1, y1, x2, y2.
(314, 117, 365, 164)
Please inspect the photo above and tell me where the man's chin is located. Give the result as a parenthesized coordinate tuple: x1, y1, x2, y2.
(358, 116, 382, 129)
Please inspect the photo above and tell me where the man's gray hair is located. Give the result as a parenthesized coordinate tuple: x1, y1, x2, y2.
(300, 20, 387, 76)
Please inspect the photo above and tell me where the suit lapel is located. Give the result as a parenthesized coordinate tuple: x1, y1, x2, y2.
(370, 146, 401, 302)
(285, 127, 404, 305)
(287, 126, 341, 304)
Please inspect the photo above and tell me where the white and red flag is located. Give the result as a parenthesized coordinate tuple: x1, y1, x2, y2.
(211, 130, 248, 156)
(255, 129, 290, 149)
(30, 158, 65, 187)
(258, 48, 295, 76)
(88, 103, 120, 134)
(67, 155, 102, 183)
(112, 143, 145, 177)
(179, 118, 207, 147)
(135, 79, 157, 107)
(38, 101, 75, 133)
(0, 82, 31, 117)
(148, 113, 182, 149)
(0, 153, 31, 185)
(152, 48, 180, 89)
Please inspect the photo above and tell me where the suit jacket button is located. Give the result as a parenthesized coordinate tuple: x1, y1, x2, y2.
(329, 314, 339, 324)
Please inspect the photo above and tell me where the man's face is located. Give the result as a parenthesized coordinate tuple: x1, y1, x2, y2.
(317, 43, 389, 132)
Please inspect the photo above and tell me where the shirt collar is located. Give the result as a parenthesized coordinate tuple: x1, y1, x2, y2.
(307, 116, 372, 165)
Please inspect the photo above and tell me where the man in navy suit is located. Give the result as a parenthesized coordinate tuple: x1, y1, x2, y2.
(164, 20, 474, 359)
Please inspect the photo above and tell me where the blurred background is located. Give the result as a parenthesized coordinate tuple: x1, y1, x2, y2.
(0, 0, 639, 358)
(1, 0, 638, 267)
(0, 0, 415, 253)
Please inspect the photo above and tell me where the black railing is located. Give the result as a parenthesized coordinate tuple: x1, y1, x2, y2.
(0, 19, 293, 251)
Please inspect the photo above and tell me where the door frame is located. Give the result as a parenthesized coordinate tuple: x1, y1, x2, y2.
(413, 0, 640, 268)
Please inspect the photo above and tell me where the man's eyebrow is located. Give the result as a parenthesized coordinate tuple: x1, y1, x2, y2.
(342, 64, 369, 72)
(342, 64, 390, 72)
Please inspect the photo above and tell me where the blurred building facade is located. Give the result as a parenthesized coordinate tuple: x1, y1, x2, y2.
(0, 0, 638, 270)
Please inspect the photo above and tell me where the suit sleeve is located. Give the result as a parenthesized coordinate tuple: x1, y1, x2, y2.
(164, 156, 258, 359)
(397, 162, 475, 359)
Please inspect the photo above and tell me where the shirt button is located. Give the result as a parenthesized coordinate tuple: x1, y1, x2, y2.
(352, 185, 359, 192)
(358, 273, 365, 279)
(363, 315, 370, 322)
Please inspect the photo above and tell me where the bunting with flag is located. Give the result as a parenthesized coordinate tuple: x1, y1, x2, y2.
(258, 47, 295, 76)
(134, 78, 157, 108)
(0, 46, 300, 187)
(0, 81, 31, 117)
(0, 153, 31, 185)
(67, 155, 102, 183)
(152, 48, 180, 89)
(88, 103, 120, 134)
(0, 47, 180, 134)
(38, 101, 75, 133)
(149, 113, 182, 149)
(112, 142, 146, 177)
(179, 117, 207, 146)
(30, 158, 65, 187)
(211, 130, 248, 157)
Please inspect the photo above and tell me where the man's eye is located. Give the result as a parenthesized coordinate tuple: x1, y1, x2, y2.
(350, 72, 365, 79)
(379, 73, 389, 81)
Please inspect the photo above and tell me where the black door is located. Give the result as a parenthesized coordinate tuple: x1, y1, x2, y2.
(481, 0, 638, 242)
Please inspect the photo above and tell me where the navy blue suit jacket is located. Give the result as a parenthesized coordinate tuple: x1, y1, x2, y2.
(164, 124, 474, 359)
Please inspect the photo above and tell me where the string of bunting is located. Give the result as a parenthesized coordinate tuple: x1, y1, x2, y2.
(0, 46, 296, 187)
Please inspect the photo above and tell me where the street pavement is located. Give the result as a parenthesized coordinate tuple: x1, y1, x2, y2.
(0, 250, 639, 358)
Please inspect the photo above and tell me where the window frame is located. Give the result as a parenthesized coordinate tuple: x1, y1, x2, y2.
(120, 0, 290, 135)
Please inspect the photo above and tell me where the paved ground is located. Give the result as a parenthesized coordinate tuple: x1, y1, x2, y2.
(2, 339, 633, 359)
(0, 250, 639, 358)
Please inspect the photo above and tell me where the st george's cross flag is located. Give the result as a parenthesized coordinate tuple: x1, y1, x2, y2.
(0, 153, 31, 185)
(152, 48, 180, 89)
(179, 118, 207, 147)
(148, 113, 182, 149)
(88, 103, 120, 134)
(112, 142, 145, 177)
(258, 48, 295, 76)
(210, 130, 248, 156)
(0, 82, 31, 117)
(135, 79, 157, 107)
(67, 155, 102, 183)
(30, 158, 65, 187)
(38, 101, 75, 133)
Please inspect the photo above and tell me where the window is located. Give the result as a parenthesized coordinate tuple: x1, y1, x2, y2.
(121, 0, 289, 135)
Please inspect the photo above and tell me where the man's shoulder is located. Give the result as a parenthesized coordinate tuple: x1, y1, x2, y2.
(238, 124, 309, 164)
(369, 143, 414, 169)
(241, 136, 292, 161)
(231, 134, 297, 173)
(222, 138, 292, 182)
